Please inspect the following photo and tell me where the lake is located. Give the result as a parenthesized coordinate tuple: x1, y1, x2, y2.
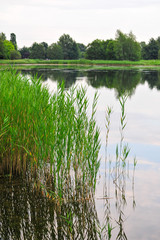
(0, 68, 160, 240)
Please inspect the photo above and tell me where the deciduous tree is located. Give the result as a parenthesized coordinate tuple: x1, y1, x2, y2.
(106, 40, 117, 60)
(77, 43, 86, 58)
(115, 30, 141, 61)
(0, 32, 6, 41)
(85, 39, 106, 60)
(58, 34, 79, 59)
(47, 43, 63, 59)
(3, 40, 15, 59)
(10, 50, 21, 59)
(30, 42, 46, 59)
(19, 46, 31, 59)
(0, 38, 5, 59)
(10, 33, 17, 50)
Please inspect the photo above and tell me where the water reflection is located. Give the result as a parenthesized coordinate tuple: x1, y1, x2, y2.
(98, 95, 136, 240)
(20, 68, 160, 97)
(86, 70, 140, 98)
(141, 70, 160, 90)
(0, 176, 99, 240)
(0, 173, 135, 240)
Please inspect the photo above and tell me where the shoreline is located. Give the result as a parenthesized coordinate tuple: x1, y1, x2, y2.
(1, 59, 160, 69)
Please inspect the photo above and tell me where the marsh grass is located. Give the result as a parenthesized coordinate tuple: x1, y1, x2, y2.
(0, 69, 101, 199)
(1, 59, 160, 66)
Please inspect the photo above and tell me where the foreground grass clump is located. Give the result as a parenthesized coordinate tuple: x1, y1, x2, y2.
(0, 69, 100, 198)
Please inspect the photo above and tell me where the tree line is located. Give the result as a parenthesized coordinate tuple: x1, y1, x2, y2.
(0, 33, 21, 59)
(1, 30, 160, 61)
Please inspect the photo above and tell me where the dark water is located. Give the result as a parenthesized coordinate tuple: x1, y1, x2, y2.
(1, 68, 160, 239)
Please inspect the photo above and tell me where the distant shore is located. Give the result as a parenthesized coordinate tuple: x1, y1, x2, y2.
(1, 59, 160, 69)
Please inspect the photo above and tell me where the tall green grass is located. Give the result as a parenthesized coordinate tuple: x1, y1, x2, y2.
(0, 69, 101, 198)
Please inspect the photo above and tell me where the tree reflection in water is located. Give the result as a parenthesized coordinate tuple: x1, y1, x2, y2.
(0, 176, 99, 240)
(20, 68, 160, 96)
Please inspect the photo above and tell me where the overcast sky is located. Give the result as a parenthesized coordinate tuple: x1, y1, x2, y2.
(1, 0, 160, 48)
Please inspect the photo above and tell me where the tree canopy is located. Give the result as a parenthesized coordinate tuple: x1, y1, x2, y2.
(10, 33, 17, 50)
(58, 34, 79, 59)
(0, 32, 21, 59)
(2, 30, 160, 61)
(141, 38, 159, 60)
(114, 30, 141, 61)
(47, 43, 63, 59)
(30, 42, 46, 59)
(19, 46, 30, 59)
(85, 39, 107, 60)
(3, 40, 15, 59)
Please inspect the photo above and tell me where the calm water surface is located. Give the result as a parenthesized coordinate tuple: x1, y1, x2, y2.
(0, 68, 160, 239)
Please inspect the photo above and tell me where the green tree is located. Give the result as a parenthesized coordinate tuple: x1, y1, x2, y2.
(106, 40, 117, 60)
(0, 38, 5, 59)
(58, 34, 79, 59)
(114, 30, 127, 60)
(3, 40, 15, 59)
(30, 42, 46, 59)
(0, 32, 6, 41)
(19, 46, 31, 59)
(41, 42, 48, 59)
(127, 32, 141, 60)
(10, 33, 17, 50)
(148, 38, 159, 59)
(140, 41, 147, 60)
(141, 38, 159, 60)
(85, 39, 106, 60)
(47, 43, 63, 59)
(10, 50, 21, 59)
(115, 30, 141, 61)
(0, 32, 6, 59)
(77, 43, 86, 58)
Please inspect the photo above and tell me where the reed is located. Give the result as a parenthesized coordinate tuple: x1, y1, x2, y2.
(0, 69, 101, 198)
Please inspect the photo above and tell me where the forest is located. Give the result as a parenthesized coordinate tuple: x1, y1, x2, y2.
(1, 30, 160, 61)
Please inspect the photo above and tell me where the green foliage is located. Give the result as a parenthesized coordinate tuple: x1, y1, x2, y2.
(0, 32, 6, 41)
(115, 30, 141, 61)
(41, 42, 48, 59)
(0, 38, 5, 59)
(3, 40, 15, 59)
(85, 39, 107, 60)
(10, 33, 17, 50)
(58, 34, 79, 59)
(146, 38, 158, 60)
(2, 30, 160, 61)
(19, 46, 31, 59)
(141, 37, 160, 60)
(30, 42, 46, 59)
(0, 116, 10, 140)
(10, 50, 21, 60)
(106, 40, 117, 60)
(77, 43, 86, 58)
(140, 41, 147, 60)
(47, 43, 63, 59)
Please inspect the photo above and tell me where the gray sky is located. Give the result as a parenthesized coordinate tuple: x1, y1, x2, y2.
(1, 0, 160, 48)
